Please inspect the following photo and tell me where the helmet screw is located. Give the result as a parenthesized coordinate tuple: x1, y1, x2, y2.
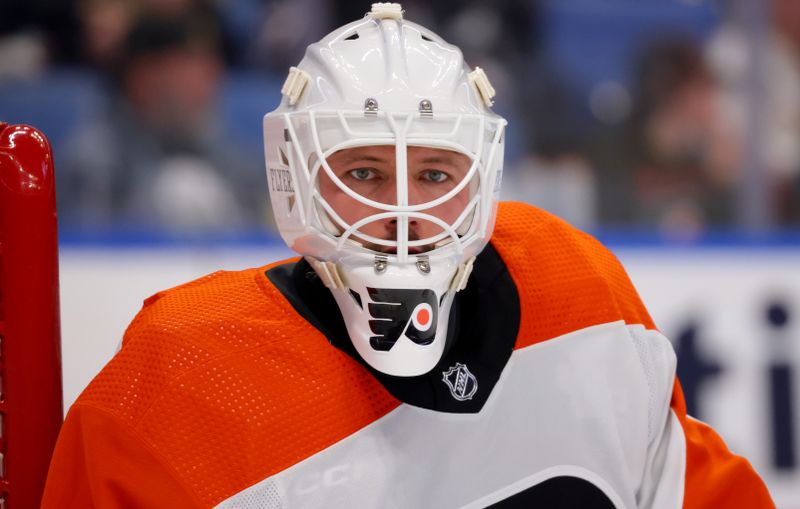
(364, 97, 379, 115)
(419, 99, 433, 117)
(416, 256, 431, 274)
(374, 254, 388, 273)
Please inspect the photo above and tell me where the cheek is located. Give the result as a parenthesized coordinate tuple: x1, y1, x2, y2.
(320, 180, 374, 225)
(427, 187, 470, 223)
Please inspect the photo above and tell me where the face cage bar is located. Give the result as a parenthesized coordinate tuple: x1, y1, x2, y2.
(280, 109, 506, 264)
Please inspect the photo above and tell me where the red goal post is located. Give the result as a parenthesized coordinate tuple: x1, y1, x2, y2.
(0, 123, 63, 508)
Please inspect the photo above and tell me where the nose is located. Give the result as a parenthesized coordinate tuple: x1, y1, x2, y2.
(373, 178, 424, 237)
(372, 179, 421, 230)
(384, 216, 419, 234)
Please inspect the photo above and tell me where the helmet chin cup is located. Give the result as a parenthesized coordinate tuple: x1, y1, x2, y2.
(313, 254, 460, 377)
(265, 4, 506, 376)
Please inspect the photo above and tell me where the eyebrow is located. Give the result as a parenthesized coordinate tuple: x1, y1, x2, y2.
(333, 154, 390, 165)
(331, 152, 468, 167)
(418, 156, 463, 166)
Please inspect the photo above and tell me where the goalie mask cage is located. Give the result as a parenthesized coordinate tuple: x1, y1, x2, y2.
(0, 123, 63, 508)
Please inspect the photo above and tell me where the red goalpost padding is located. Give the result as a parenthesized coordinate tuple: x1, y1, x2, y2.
(0, 122, 64, 508)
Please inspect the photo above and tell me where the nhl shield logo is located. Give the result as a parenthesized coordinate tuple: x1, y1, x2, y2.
(442, 363, 478, 401)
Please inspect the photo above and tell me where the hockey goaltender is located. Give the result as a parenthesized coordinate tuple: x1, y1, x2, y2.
(42, 3, 775, 508)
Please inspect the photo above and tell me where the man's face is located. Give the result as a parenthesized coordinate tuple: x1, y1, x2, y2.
(319, 145, 473, 253)
(124, 46, 222, 137)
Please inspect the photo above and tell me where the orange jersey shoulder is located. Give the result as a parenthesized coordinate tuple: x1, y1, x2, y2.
(491, 202, 655, 349)
(74, 261, 399, 506)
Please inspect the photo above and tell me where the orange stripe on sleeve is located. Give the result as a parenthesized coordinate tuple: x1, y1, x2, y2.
(670, 380, 776, 509)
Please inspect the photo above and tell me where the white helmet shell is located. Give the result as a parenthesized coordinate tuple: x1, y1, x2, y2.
(264, 3, 506, 376)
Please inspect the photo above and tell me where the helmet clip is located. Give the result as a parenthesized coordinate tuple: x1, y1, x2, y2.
(374, 254, 389, 273)
(418, 99, 433, 118)
(449, 256, 476, 292)
(370, 3, 403, 20)
(308, 258, 348, 289)
(364, 97, 379, 116)
(416, 255, 431, 274)
(281, 66, 311, 106)
(468, 67, 496, 107)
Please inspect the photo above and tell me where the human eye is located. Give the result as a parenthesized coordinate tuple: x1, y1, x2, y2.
(421, 169, 449, 183)
(347, 168, 378, 181)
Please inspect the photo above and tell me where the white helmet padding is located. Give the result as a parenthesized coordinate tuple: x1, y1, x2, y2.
(264, 4, 506, 377)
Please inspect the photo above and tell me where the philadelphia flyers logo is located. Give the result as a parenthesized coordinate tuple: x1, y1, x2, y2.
(366, 288, 439, 351)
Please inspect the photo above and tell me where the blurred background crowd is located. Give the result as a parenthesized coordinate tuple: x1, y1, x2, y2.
(2, 0, 799, 240)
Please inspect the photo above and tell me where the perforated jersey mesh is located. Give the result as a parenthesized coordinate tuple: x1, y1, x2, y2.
(218, 479, 284, 509)
(490, 202, 655, 350)
(628, 326, 677, 444)
(79, 263, 400, 506)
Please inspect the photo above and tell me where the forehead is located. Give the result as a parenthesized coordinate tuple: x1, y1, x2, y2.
(329, 145, 470, 166)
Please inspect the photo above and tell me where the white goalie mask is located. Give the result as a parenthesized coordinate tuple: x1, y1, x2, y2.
(264, 3, 506, 376)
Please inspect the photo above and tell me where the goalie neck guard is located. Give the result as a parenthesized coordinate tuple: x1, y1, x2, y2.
(263, 3, 506, 376)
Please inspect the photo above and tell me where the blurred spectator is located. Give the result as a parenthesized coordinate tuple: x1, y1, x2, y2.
(58, 8, 267, 233)
(0, 31, 48, 81)
(0, 0, 80, 77)
(243, 0, 331, 72)
(76, 0, 138, 72)
(707, 0, 800, 224)
(501, 59, 595, 230)
(589, 37, 740, 237)
(502, 153, 596, 230)
(76, 0, 237, 72)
